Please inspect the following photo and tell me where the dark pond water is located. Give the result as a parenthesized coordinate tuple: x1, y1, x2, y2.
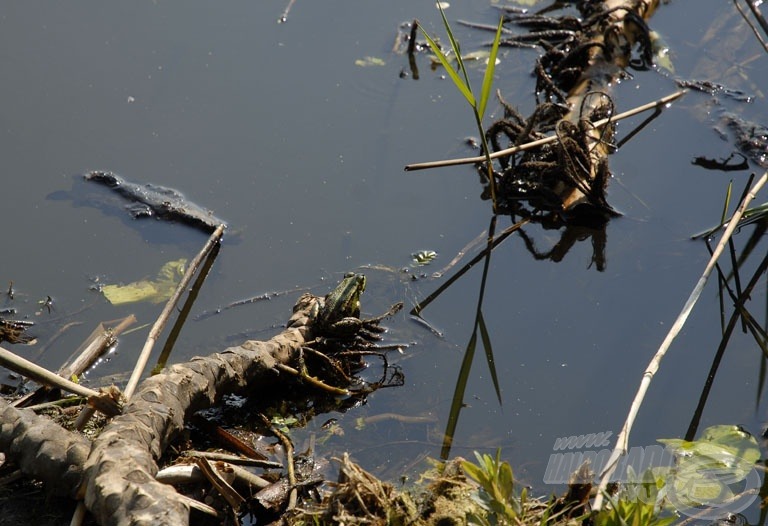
(1, 0, 767, 519)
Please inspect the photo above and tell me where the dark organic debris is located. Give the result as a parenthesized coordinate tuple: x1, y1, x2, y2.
(474, 1, 661, 226)
(676, 79, 753, 103)
(485, 92, 618, 225)
(0, 319, 35, 345)
(84, 171, 227, 233)
(721, 113, 768, 168)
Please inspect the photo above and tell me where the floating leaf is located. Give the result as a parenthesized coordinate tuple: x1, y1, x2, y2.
(102, 258, 187, 305)
(659, 425, 759, 508)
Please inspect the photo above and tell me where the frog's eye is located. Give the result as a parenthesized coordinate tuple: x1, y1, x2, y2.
(343, 272, 355, 278)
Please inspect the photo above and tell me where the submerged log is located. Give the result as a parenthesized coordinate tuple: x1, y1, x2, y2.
(84, 171, 227, 233)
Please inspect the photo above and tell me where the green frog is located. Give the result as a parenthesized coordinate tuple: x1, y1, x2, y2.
(313, 273, 367, 337)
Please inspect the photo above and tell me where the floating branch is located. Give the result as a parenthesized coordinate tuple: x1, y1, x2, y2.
(84, 171, 227, 234)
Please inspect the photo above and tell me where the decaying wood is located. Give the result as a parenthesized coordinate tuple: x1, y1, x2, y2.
(0, 397, 90, 497)
(0, 292, 320, 525)
(80, 293, 317, 526)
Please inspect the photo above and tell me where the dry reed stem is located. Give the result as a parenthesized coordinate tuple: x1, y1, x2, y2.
(592, 170, 768, 511)
(123, 223, 225, 400)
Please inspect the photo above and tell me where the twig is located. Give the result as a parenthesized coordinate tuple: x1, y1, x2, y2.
(59, 316, 136, 381)
(13, 316, 135, 409)
(411, 218, 529, 315)
(404, 90, 686, 171)
(275, 362, 351, 396)
(155, 462, 271, 490)
(152, 240, 221, 373)
(123, 224, 225, 400)
(180, 450, 282, 469)
(195, 456, 244, 512)
(592, 169, 768, 511)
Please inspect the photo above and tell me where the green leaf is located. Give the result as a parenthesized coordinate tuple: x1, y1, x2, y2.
(478, 15, 504, 120)
(436, 1, 472, 91)
(461, 458, 485, 483)
(420, 27, 475, 106)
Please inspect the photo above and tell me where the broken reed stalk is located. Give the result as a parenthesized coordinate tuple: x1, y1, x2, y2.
(59, 315, 136, 382)
(8, 316, 135, 410)
(403, 90, 686, 172)
(123, 223, 225, 400)
(0, 345, 102, 400)
(592, 170, 768, 511)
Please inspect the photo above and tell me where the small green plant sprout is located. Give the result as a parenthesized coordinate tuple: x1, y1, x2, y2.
(420, 4, 504, 211)
(594, 466, 676, 526)
(461, 449, 548, 525)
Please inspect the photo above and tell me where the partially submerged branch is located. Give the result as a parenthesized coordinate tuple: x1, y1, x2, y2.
(0, 346, 120, 417)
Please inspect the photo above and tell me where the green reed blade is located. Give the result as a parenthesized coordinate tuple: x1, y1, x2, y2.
(420, 27, 475, 107)
(479, 16, 504, 120)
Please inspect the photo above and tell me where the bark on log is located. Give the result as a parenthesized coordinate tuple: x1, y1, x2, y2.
(79, 293, 317, 526)
(0, 398, 90, 497)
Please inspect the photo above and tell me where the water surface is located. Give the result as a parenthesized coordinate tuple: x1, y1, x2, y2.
(1, 0, 766, 516)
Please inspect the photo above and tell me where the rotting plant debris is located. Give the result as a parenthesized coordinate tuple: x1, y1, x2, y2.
(480, 1, 661, 226)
